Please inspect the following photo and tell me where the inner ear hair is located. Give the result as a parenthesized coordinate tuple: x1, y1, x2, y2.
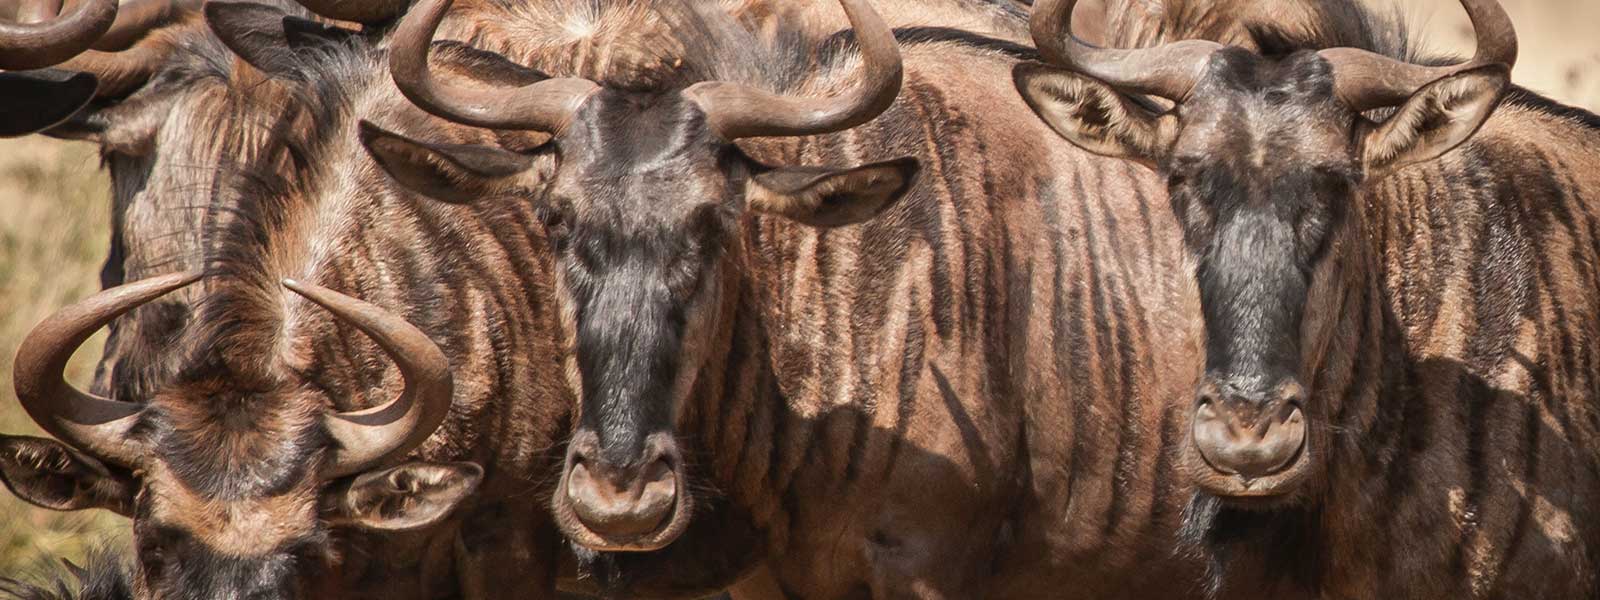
(429, 41, 553, 87)
(0, 436, 133, 515)
(1012, 62, 1174, 165)
(324, 461, 484, 531)
(1361, 64, 1508, 173)
(747, 157, 919, 227)
(359, 119, 538, 204)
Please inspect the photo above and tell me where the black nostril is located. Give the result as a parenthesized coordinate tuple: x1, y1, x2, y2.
(1194, 379, 1225, 409)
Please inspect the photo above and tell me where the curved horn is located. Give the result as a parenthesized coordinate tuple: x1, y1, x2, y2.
(683, 0, 903, 140)
(389, 0, 598, 133)
(281, 279, 453, 479)
(1321, 0, 1518, 111)
(289, 0, 407, 25)
(13, 272, 202, 466)
(1029, 0, 1221, 101)
(0, 0, 118, 70)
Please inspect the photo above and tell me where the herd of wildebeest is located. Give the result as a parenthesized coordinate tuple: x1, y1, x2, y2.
(0, 0, 1598, 597)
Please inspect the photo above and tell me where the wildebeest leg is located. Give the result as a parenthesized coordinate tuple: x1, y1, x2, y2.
(455, 503, 564, 599)
(727, 564, 787, 600)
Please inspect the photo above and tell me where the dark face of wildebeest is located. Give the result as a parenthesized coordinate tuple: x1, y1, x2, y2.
(1017, 0, 1513, 503)
(357, 0, 916, 551)
(0, 274, 478, 599)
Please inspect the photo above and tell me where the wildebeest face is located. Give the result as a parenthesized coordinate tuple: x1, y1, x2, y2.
(1019, 14, 1508, 503)
(0, 387, 481, 600)
(124, 385, 330, 600)
(359, 0, 914, 551)
(0, 276, 481, 599)
(362, 87, 915, 552)
(542, 92, 734, 553)
(1156, 51, 1356, 502)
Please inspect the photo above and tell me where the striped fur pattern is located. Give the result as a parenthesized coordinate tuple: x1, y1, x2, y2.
(1095, 2, 1600, 598)
(378, 2, 1216, 597)
(9, 1, 1109, 598)
(72, 14, 297, 403)
(7, 5, 577, 597)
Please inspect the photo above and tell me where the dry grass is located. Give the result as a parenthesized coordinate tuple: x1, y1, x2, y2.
(0, 0, 1596, 578)
(0, 137, 128, 575)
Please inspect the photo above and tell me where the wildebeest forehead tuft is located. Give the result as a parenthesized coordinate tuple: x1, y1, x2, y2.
(1201, 49, 1336, 99)
(1179, 51, 1355, 172)
(139, 383, 328, 500)
(569, 92, 716, 168)
(143, 461, 323, 559)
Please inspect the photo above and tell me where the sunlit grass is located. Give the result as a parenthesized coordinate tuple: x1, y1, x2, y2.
(0, 137, 128, 575)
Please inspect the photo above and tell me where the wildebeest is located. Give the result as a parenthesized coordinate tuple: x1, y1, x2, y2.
(363, 0, 1219, 596)
(4, 0, 782, 595)
(0, 3, 592, 597)
(1017, 0, 1600, 596)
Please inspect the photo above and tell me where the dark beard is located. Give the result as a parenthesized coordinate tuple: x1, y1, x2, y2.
(1178, 491, 1324, 599)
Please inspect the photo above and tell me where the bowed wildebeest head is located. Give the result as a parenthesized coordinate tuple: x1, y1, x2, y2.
(358, 0, 916, 551)
(0, 273, 478, 599)
(1016, 0, 1515, 504)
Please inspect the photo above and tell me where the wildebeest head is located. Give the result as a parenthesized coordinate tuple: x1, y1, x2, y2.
(0, 274, 478, 599)
(358, 0, 916, 551)
(1016, 0, 1514, 502)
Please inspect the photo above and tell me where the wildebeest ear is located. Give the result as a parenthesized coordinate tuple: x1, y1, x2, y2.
(746, 157, 919, 227)
(0, 436, 133, 516)
(206, 1, 359, 77)
(359, 120, 537, 204)
(1360, 64, 1508, 174)
(0, 70, 99, 138)
(326, 461, 483, 531)
(428, 41, 553, 87)
(1013, 62, 1176, 167)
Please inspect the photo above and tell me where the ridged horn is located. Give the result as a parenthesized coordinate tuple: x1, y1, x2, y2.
(388, 0, 598, 132)
(1029, 0, 1222, 101)
(0, 0, 118, 70)
(13, 272, 201, 465)
(683, 0, 904, 140)
(282, 279, 453, 479)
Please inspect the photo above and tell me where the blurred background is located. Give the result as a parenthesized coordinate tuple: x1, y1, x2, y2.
(1419, 0, 1600, 108)
(0, 0, 1597, 578)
